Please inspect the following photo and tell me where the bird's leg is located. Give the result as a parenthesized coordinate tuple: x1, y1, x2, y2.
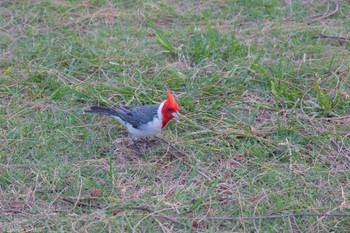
(141, 137, 151, 148)
(130, 137, 144, 157)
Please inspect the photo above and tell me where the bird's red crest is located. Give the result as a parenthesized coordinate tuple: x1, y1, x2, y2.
(166, 90, 180, 111)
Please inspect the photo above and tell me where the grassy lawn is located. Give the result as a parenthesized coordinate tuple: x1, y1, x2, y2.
(1, 0, 350, 232)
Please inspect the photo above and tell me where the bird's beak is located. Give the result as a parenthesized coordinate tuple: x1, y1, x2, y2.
(172, 111, 180, 119)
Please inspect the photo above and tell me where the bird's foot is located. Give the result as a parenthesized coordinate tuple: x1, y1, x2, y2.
(130, 139, 146, 157)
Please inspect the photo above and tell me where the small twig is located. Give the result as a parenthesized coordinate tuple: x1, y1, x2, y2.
(155, 136, 188, 158)
(58, 197, 102, 209)
(312, 33, 350, 44)
(203, 212, 350, 221)
(129, 206, 189, 227)
(155, 136, 213, 182)
(319, 114, 350, 121)
(308, 0, 339, 24)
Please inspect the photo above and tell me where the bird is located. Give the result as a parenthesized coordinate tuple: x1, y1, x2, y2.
(85, 90, 180, 139)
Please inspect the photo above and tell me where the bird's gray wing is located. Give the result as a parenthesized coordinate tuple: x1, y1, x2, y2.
(115, 104, 160, 128)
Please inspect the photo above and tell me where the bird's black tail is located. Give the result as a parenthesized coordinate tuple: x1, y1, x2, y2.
(85, 106, 117, 116)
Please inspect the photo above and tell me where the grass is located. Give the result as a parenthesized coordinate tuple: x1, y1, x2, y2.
(1, 0, 350, 232)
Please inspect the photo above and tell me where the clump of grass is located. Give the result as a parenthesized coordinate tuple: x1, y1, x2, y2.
(188, 14, 248, 63)
(147, 16, 177, 55)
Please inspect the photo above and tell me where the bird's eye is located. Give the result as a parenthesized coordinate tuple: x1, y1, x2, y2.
(167, 107, 172, 112)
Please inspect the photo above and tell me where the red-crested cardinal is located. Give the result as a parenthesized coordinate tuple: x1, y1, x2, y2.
(85, 90, 180, 138)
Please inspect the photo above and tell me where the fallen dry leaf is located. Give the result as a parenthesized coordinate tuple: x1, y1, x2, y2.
(90, 188, 103, 197)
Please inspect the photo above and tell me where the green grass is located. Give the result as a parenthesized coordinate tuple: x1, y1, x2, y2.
(1, 0, 350, 232)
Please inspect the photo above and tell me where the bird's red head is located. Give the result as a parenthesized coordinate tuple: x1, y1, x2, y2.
(161, 90, 180, 128)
